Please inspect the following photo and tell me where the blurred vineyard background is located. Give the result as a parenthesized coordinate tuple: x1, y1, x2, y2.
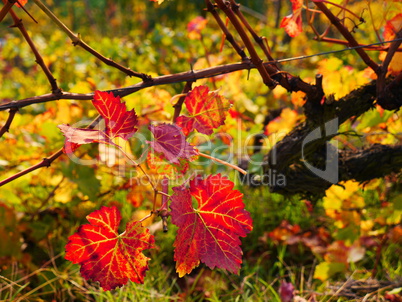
(0, 0, 401, 301)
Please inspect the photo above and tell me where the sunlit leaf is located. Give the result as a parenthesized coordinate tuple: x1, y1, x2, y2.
(176, 86, 232, 136)
(65, 206, 155, 290)
(170, 174, 253, 277)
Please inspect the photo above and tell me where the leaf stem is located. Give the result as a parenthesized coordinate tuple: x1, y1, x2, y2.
(173, 82, 193, 123)
(198, 152, 247, 175)
(206, 0, 248, 61)
(314, 1, 379, 73)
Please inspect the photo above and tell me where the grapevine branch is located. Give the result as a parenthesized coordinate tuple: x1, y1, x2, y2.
(313, 1, 379, 73)
(1, 38, 400, 112)
(264, 79, 402, 198)
(205, 0, 248, 61)
(0, 0, 15, 23)
(173, 81, 194, 123)
(7, 4, 60, 93)
(32, 0, 151, 81)
(214, 0, 277, 89)
(0, 60, 313, 111)
(228, 0, 276, 63)
(0, 108, 18, 138)
(0, 116, 102, 187)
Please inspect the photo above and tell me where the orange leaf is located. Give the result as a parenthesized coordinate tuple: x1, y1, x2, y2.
(176, 86, 232, 135)
(65, 206, 155, 290)
(15, 0, 28, 7)
(170, 174, 253, 277)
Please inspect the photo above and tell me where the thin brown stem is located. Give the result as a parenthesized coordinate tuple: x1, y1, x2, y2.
(32, 0, 151, 81)
(6, 4, 60, 93)
(314, 1, 379, 73)
(214, 0, 277, 89)
(0, 108, 18, 137)
(381, 30, 402, 74)
(205, 0, 248, 61)
(0, 0, 15, 23)
(198, 151, 247, 175)
(229, 0, 277, 63)
(0, 116, 102, 187)
(0, 149, 63, 187)
(173, 82, 193, 123)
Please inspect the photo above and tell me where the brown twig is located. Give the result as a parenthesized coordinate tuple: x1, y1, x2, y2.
(173, 81, 193, 123)
(228, 0, 277, 63)
(32, 0, 151, 81)
(214, 0, 277, 89)
(0, 58, 315, 112)
(0, 0, 15, 23)
(314, 1, 379, 73)
(0, 108, 18, 138)
(376, 30, 402, 110)
(6, 4, 60, 93)
(205, 0, 248, 61)
(0, 116, 102, 187)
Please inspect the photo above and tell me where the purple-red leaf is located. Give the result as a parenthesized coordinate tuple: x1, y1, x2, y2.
(147, 124, 197, 164)
(65, 206, 155, 290)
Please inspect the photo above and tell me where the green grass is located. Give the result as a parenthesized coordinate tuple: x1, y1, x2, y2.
(1, 187, 400, 302)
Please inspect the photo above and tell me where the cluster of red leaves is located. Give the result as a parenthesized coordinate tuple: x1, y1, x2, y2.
(59, 87, 248, 290)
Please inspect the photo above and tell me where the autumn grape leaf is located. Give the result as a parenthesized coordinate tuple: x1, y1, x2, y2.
(170, 174, 253, 277)
(280, 0, 303, 37)
(147, 124, 198, 164)
(65, 206, 155, 290)
(176, 86, 232, 136)
(58, 90, 138, 152)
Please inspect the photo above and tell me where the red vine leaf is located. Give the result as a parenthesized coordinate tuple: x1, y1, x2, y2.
(92, 90, 138, 141)
(65, 206, 155, 290)
(176, 86, 232, 136)
(147, 124, 198, 164)
(280, 0, 303, 37)
(170, 174, 253, 277)
(58, 90, 138, 152)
